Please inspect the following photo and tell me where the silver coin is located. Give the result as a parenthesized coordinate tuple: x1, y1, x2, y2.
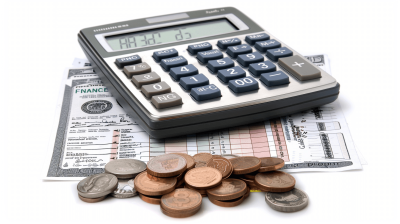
(104, 159, 146, 179)
(220, 154, 240, 159)
(265, 188, 309, 212)
(77, 173, 118, 198)
(111, 179, 138, 198)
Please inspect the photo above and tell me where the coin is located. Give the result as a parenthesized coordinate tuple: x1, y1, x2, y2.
(265, 188, 309, 212)
(220, 154, 240, 159)
(160, 206, 201, 218)
(242, 172, 257, 180)
(255, 171, 295, 192)
(211, 155, 233, 179)
(104, 159, 146, 179)
(240, 178, 265, 192)
(184, 167, 222, 189)
(147, 154, 187, 177)
(171, 153, 195, 169)
(207, 179, 247, 200)
(111, 179, 137, 198)
(138, 193, 162, 205)
(77, 173, 118, 198)
(258, 157, 285, 172)
(78, 194, 107, 203)
(193, 153, 213, 167)
(208, 193, 245, 207)
(184, 184, 208, 196)
(230, 157, 261, 175)
(161, 188, 202, 217)
(243, 187, 250, 199)
(176, 177, 186, 188)
(134, 171, 177, 196)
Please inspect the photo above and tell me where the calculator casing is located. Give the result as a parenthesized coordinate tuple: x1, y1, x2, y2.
(78, 7, 340, 138)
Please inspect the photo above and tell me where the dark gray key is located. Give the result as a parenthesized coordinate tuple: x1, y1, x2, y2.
(260, 71, 290, 87)
(248, 61, 276, 76)
(226, 44, 252, 58)
(254, 39, 281, 52)
(266, 47, 293, 61)
(160, 56, 188, 71)
(245, 33, 270, 45)
(123, 62, 151, 78)
(187, 42, 212, 55)
(206, 57, 235, 73)
(152, 48, 178, 62)
(179, 74, 209, 90)
(131, 72, 161, 88)
(278, 55, 321, 81)
(190, 84, 221, 101)
(115, 55, 142, 68)
(228, 76, 259, 93)
(196, 49, 223, 64)
(217, 38, 241, 50)
(217, 66, 246, 83)
(141, 81, 171, 98)
(237, 52, 264, 67)
(169, 64, 198, 81)
(151, 92, 183, 109)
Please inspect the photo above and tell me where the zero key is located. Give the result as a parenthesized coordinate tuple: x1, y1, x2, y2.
(278, 55, 321, 81)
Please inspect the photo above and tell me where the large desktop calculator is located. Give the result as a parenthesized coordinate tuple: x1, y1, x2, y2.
(78, 7, 340, 138)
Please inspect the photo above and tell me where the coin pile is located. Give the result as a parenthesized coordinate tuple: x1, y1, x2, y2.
(76, 153, 309, 215)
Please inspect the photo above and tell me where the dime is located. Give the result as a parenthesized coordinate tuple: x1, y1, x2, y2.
(104, 159, 146, 179)
(77, 173, 118, 198)
(207, 179, 247, 200)
(139, 193, 162, 205)
(171, 153, 195, 169)
(209, 193, 245, 207)
(258, 157, 285, 172)
(230, 157, 261, 175)
(147, 154, 187, 177)
(111, 179, 137, 198)
(265, 188, 309, 212)
(255, 171, 295, 192)
(78, 194, 107, 203)
(193, 153, 213, 168)
(211, 155, 233, 179)
(184, 167, 222, 189)
(161, 188, 202, 216)
(220, 154, 240, 159)
(134, 171, 177, 196)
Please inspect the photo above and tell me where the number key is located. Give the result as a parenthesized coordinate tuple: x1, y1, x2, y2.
(123, 62, 151, 78)
(217, 66, 246, 83)
(179, 74, 209, 90)
(169, 64, 198, 80)
(228, 76, 259, 93)
(131, 72, 161, 88)
(141, 81, 171, 98)
(206, 57, 235, 73)
(237, 52, 264, 67)
(248, 61, 276, 76)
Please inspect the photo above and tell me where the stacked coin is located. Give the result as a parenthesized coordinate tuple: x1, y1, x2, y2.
(77, 173, 118, 203)
(193, 153, 214, 167)
(160, 188, 202, 218)
(184, 166, 223, 197)
(206, 179, 249, 207)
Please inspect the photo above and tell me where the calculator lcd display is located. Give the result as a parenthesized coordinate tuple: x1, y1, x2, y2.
(105, 19, 238, 51)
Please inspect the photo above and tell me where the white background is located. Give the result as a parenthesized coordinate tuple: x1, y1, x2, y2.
(1, 0, 399, 223)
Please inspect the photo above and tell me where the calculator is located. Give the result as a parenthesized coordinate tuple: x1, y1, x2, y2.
(78, 7, 340, 138)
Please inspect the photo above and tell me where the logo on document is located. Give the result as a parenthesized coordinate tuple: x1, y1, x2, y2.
(81, 100, 113, 114)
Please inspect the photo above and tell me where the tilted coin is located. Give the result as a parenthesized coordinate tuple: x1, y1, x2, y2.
(220, 154, 240, 159)
(255, 171, 295, 192)
(78, 194, 107, 203)
(208, 193, 246, 207)
(184, 167, 222, 190)
(258, 157, 285, 172)
(77, 173, 118, 198)
(171, 153, 195, 169)
(265, 188, 309, 212)
(207, 179, 247, 201)
(161, 188, 202, 216)
(139, 193, 162, 205)
(193, 153, 213, 168)
(211, 155, 233, 179)
(134, 171, 177, 196)
(147, 154, 187, 177)
(230, 156, 261, 175)
(111, 179, 137, 198)
(104, 159, 146, 179)
(184, 184, 207, 196)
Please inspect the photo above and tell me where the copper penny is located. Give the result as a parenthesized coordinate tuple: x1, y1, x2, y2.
(134, 171, 177, 196)
(243, 187, 250, 199)
(161, 188, 202, 215)
(211, 155, 233, 179)
(184, 167, 222, 189)
(207, 179, 247, 200)
(258, 157, 285, 172)
(147, 154, 187, 177)
(184, 184, 207, 195)
(209, 193, 245, 207)
(78, 194, 106, 203)
(255, 171, 295, 192)
(242, 171, 257, 180)
(160, 206, 201, 218)
(138, 193, 162, 205)
(193, 153, 213, 167)
(171, 153, 195, 170)
(230, 156, 261, 175)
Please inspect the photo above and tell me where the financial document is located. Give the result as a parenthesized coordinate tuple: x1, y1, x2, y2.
(44, 55, 363, 180)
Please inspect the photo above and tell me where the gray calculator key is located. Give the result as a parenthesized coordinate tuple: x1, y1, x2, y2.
(169, 64, 198, 80)
(190, 84, 221, 101)
(152, 48, 178, 62)
(160, 56, 188, 71)
(115, 55, 142, 68)
(151, 92, 183, 109)
(260, 71, 290, 87)
(248, 61, 276, 76)
(141, 81, 171, 98)
(278, 55, 322, 81)
(237, 52, 264, 67)
(228, 76, 259, 93)
(245, 33, 270, 45)
(123, 62, 151, 78)
(217, 66, 246, 83)
(226, 44, 252, 58)
(131, 72, 161, 88)
(187, 42, 212, 55)
(254, 39, 281, 52)
(206, 57, 235, 73)
(180, 74, 209, 90)
(217, 38, 241, 50)
(196, 49, 223, 64)
(266, 47, 293, 61)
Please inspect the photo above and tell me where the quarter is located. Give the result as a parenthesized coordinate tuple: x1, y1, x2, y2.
(77, 173, 118, 198)
(265, 188, 309, 212)
(78, 194, 107, 203)
(104, 159, 147, 179)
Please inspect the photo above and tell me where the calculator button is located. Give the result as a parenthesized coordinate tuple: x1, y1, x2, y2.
(190, 84, 222, 101)
(187, 42, 212, 55)
(179, 74, 209, 91)
(217, 66, 246, 83)
(245, 33, 270, 45)
(196, 49, 223, 64)
(226, 44, 252, 58)
(206, 58, 235, 73)
(141, 81, 171, 98)
(115, 55, 142, 69)
(131, 72, 161, 88)
(169, 64, 199, 81)
(266, 47, 293, 61)
(237, 52, 264, 67)
(254, 39, 281, 52)
(160, 56, 188, 71)
(123, 62, 151, 78)
(228, 77, 259, 93)
(260, 71, 290, 87)
(248, 61, 276, 76)
(151, 92, 183, 109)
(152, 48, 179, 62)
(278, 55, 321, 81)
(217, 38, 241, 50)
